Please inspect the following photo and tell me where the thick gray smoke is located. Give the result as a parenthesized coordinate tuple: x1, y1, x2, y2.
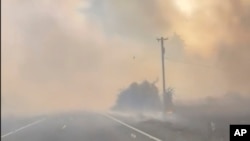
(217, 44, 250, 94)
(87, 0, 170, 41)
(2, 0, 250, 118)
(90, 0, 250, 96)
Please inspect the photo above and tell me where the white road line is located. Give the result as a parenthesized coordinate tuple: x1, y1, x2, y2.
(1, 118, 46, 138)
(103, 114, 162, 141)
(1, 132, 14, 138)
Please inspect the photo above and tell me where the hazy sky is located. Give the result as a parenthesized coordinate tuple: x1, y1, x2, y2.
(2, 0, 250, 117)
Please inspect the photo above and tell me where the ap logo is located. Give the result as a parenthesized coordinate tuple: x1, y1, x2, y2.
(230, 125, 250, 141)
(234, 129, 247, 136)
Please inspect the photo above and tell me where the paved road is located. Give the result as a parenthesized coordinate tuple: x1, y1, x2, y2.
(1, 112, 162, 141)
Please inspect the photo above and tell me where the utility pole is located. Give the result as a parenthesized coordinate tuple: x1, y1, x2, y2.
(157, 37, 169, 114)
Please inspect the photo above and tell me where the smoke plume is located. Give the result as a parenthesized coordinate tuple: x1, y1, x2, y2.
(2, 0, 250, 117)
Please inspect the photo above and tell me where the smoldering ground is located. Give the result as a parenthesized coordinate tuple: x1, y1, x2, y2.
(111, 91, 250, 141)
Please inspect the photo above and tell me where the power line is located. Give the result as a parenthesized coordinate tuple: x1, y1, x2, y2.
(165, 57, 223, 71)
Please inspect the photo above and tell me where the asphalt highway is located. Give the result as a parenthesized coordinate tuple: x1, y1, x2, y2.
(1, 112, 163, 141)
(2, 111, 238, 141)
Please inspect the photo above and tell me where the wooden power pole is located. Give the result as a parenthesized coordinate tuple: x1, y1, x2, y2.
(157, 37, 171, 113)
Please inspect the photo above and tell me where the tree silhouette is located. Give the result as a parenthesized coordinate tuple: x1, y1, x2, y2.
(112, 80, 162, 113)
